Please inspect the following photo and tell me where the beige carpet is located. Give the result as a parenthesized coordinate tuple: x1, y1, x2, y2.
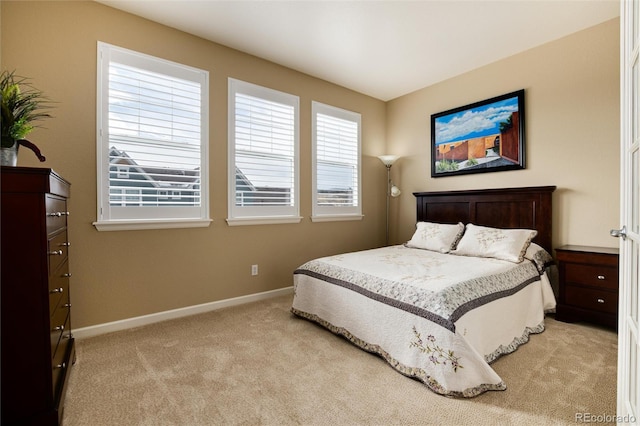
(63, 294, 618, 425)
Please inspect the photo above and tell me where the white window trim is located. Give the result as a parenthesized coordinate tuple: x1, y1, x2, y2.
(227, 78, 301, 226)
(94, 42, 211, 231)
(310, 214, 363, 223)
(311, 101, 363, 222)
(94, 219, 212, 232)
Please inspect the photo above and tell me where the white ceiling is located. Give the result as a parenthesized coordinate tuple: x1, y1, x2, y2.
(99, 0, 620, 101)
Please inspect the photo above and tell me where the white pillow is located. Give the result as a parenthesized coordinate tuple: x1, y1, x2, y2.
(524, 242, 554, 272)
(452, 223, 537, 263)
(524, 242, 544, 261)
(406, 221, 465, 253)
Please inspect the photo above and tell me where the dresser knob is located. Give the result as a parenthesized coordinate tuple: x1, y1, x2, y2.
(63, 273, 72, 278)
(60, 242, 71, 247)
(49, 249, 63, 256)
(64, 303, 72, 309)
(52, 325, 65, 332)
(597, 275, 605, 280)
(50, 287, 64, 294)
(597, 298, 605, 304)
(55, 362, 67, 369)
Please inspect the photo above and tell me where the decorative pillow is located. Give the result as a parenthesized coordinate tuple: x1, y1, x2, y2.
(524, 242, 554, 272)
(452, 223, 537, 263)
(405, 221, 465, 253)
(524, 242, 543, 260)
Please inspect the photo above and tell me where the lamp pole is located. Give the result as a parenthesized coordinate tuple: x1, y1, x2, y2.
(385, 163, 391, 245)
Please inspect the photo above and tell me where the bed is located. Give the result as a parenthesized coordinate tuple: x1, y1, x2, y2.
(291, 186, 557, 397)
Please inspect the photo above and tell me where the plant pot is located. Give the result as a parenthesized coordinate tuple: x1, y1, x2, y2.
(0, 143, 18, 167)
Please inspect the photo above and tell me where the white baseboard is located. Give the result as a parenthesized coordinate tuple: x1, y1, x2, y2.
(72, 286, 294, 340)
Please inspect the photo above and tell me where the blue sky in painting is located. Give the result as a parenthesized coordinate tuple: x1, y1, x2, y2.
(434, 96, 518, 145)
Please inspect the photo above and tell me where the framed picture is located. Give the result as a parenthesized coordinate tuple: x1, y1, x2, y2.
(431, 89, 525, 178)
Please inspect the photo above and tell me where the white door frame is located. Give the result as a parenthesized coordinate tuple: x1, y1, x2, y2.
(618, 1, 640, 423)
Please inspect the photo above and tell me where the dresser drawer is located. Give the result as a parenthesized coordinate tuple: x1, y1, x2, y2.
(45, 195, 68, 235)
(51, 324, 72, 397)
(48, 231, 69, 275)
(564, 285, 618, 314)
(50, 303, 69, 352)
(49, 261, 70, 316)
(564, 263, 618, 290)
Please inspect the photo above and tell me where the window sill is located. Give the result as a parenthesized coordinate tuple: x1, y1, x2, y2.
(226, 216, 303, 226)
(93, 218, 213, 231)
(311, 214, 364, 223)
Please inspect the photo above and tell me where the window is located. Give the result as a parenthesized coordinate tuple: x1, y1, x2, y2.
(95, 42, 210, 231)
(111, 188, 142, 206)
(312, 102, 362, 221)
(116, 166, 129, 179)
(227, 79, 300, 225)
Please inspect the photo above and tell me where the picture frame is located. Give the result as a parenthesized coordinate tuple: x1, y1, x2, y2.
(431, 89, 525, 178)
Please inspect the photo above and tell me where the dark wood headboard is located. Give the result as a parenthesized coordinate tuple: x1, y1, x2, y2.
(413, 186, 556, 252)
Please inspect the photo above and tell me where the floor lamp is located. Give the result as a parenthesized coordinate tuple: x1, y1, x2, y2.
(378, 155, 401, 245)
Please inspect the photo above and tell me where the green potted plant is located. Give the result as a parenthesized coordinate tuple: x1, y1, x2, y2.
(1, 70, 52, 166)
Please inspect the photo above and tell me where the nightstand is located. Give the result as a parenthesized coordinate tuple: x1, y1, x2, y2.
(555, 245, 619, 329)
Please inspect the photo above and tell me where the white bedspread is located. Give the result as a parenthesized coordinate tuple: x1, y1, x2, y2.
(291, 245, 556, 397)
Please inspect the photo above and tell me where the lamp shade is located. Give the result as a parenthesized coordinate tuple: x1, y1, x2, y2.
(378, 155, 399, 166)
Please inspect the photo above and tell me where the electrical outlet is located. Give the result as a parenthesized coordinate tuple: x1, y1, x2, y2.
(251, 264, 258, 276)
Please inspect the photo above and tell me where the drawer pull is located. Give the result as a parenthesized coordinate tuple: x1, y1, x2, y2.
(59, 242, 71, 247)
(55, 362, 67, 370)
(597, 298, 605, 304)
(63, 303, 72, 309)
(49, 249, 63, 256)
(52, 325, 65, 332)
(50, 287, 64, 294)
(47, 211, 70, 217)
(597, 275, 606, 280)
(63, 272, 72, 278)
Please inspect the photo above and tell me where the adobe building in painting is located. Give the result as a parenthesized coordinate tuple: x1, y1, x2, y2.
(436, 111, 520, 170)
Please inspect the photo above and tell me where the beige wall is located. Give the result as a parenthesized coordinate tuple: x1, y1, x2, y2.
(2, 2, 621, 329)
(387, 18, 620, 250)
(1, 1, 387, 328)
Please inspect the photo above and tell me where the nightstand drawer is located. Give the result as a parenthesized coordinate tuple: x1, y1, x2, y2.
(564, 263, 618, 290)
(564, 285, 618, 314)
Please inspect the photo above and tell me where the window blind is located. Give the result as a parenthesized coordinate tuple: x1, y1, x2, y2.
(315, 112, 359, 207)
(234, 92, 296, 207)
(108, 62, 202, 207)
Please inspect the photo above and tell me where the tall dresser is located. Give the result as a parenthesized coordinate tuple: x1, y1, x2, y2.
(1, 166, 75, 425)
